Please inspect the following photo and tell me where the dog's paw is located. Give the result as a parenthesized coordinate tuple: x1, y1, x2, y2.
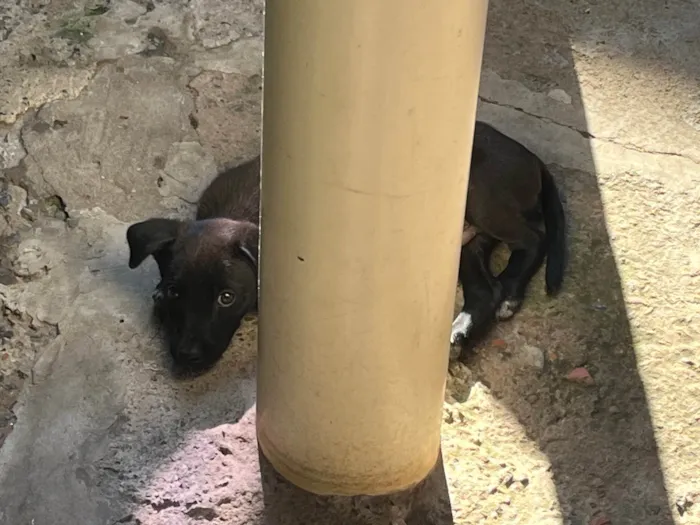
(496, 298, 521, 320)
(450, 312, 473, 345)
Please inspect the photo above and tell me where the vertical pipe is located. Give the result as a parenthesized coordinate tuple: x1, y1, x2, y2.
(257, 0, 489, 496)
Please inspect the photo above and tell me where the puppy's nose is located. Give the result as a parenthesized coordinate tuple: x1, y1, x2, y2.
(174, 343, 203, 363)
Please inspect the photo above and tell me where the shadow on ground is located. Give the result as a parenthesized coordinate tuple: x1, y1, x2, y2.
(258, 446, 454, 525)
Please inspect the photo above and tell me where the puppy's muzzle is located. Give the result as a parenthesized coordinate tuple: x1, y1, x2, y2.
(172, 338, 206, 364)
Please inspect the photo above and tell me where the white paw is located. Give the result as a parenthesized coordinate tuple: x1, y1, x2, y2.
(496, 299, 520, 320)
(450, 312, 473, 344)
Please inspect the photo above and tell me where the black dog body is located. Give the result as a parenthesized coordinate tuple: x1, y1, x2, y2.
(126, 122, 565, 372)
(450, 121, 566, 354)
(127, 157, 261, 371)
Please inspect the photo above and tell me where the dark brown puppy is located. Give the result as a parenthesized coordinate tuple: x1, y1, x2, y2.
(449, 121, 566, 356)
(126, 121, 565, 372)
(126, 156, 260, 372)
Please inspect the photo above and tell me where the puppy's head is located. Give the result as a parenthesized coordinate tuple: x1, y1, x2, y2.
(126, 217, 258, 373)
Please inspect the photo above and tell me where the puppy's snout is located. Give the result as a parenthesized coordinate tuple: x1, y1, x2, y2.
(173, 339, 204, 363)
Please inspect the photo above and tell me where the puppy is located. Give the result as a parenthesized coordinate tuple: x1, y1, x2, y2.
(127, 121, 564, 371)
(126, 156, 261, 372)
(450, 121, 566, 355)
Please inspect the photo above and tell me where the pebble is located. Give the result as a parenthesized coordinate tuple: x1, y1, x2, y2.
(567, 367, 594, 385)
(675, 493, 694, 516)
(514, 472, 529, 486)
(20, 208, 35, 222)
(12, 239, 54, 278)
(491, 338, 507, 349)
(443, 410, 454, 424)
(547, 88, 572, 105)
(522, 345, 545, 370)
(503, 473, 514, 487)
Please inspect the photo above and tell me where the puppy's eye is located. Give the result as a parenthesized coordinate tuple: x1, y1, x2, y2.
(166, 285, 179, 299)
(217, 290, 236, 307)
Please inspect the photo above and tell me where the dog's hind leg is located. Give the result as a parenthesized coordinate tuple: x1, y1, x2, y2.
(495, 222, 546, 320)
(450, 233, 501, 357)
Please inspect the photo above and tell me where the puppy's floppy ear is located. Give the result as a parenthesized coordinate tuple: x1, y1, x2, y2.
(233, 221, 259, 269)
(126, 218, 181, 271)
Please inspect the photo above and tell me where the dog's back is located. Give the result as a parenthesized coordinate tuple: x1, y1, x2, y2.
(468, 122, 542, 222)
(196, 156, 261, 224)
(469, 121, 566, 295)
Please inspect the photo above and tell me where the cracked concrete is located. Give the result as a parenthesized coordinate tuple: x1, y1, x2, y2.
(1, 0, 699, 524)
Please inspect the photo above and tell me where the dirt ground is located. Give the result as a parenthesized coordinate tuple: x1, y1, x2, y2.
(1, 1, 699, 524)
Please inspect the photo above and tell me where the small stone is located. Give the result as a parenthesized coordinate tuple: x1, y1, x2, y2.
(589, 515, 611, 525)
(12, 239, 54, 278)
(591, 300, 607, 311)
(608, 405, 620, 414)
(20, 207, 35, 222)
(676, 493, 694, 516)
(547, 88, 572, 105)
(491, 338, 507, 348)
(503, 473, 514, 487)
(522, 345, 545, 370)
(448, 361, 472, 382)
(567, 367, 594, 385)
(526, 393, 539, 404)
(508, 471, 530, 487)
(443, 410, 454, 424)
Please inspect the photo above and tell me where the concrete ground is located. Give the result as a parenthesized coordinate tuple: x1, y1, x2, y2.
(1, 0, 699, 524)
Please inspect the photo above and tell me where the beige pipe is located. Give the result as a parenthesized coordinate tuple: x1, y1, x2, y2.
(257, 0, 489, 496)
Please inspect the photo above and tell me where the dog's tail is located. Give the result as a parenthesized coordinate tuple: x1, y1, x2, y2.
(540, 162, 566, 295)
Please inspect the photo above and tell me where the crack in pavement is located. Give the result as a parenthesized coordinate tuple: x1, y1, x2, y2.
(478, 95, 700, 166)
